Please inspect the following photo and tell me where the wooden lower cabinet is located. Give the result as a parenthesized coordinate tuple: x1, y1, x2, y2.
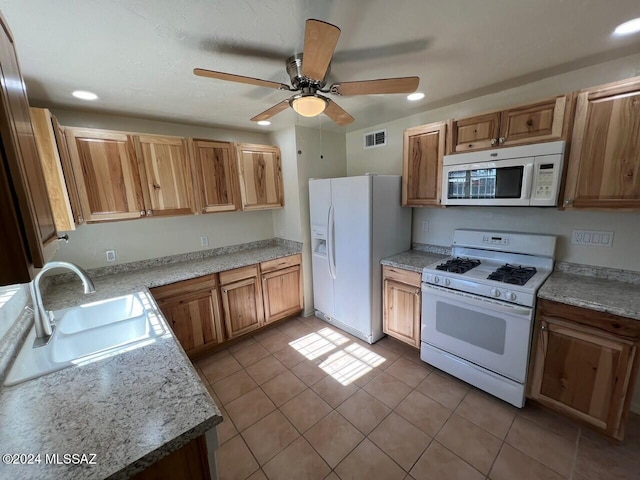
(382, 266, 421, 348)
(132, 435, 211, 480)
(220, 265, 265, 339)
(261, 254, 303, 324)
(528, 299, 640, 440)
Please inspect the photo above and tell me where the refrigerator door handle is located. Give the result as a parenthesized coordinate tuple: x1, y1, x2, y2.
(327, 204, 337, 280)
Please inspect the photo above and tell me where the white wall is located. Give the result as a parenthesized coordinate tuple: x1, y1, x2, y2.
(50, 109, 276, 268)
(346, 53, 640, 272)
(271, 127, 302, 242)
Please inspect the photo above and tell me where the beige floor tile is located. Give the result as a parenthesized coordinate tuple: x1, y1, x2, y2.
(229, 336, 257, 353)
(299, 315, 329, 330)
(401, 346, 423, 365)
(216, 404, 238, 445)
(195, 366, 209, 385)
(415, 372, 469, 410)
(200, 351, 242, 384)
(261, 370, 307, 406)
(518, 401, 580, 441)
(351, 365, 382, 388)
(323, 473, 340, 480)
(215, 434, 259, 480)
(337, 389, 391, 434)
(311, 375, 359, 408)
(366, 342, 401, 365)
(410, 441, 484, 480)
(245, 355, 287, 385)
(334, 438, 405, 480)
(506, 416, 576, 478)
(273, 346, 307, 368)
(242, 410, 300, 465)
(377, 335, 414, 356)
(363, 371, 412, 408)
(247, 469, 268, 480)
(211, 369, 258, 405)
(369, 412, 432, 471)
(253, 327, 280, 342)
(280, 388, 333, 433)
(436, 414, 502, 475)
(263, 436, 330, 480)
(278, 319, 314, 339)
(206, 384, 222, 406)
(231, 341, 271, 368)
(291, 360, 328, 386)
(489, 443, 564, 480)
(455, 391, 517, 439)
(395, 390, 453, 436)
(385, 357, 431, 388)
(255, 331, 293, 353)
(225, 388, 276, 431)
(304, 410, 364, 468)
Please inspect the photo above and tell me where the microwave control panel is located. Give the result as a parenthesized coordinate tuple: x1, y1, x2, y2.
(530, 154, 562, 206)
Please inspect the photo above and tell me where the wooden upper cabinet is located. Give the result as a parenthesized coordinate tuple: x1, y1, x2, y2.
(65, 128, 145, 222)
(190, 139, 239, 213)
(451, 112, 501, 152)
(134, 135, 196, 217)
(235, 143, 284, 210)
(563, 77, 640, 210)
(402, 121, 447, 206)
(450, 95, 570, 153)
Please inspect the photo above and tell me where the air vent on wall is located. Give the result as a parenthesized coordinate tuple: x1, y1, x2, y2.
(364, 129, 387, 149)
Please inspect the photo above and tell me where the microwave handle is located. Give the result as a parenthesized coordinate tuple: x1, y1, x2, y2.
(523, 163, 534, 199)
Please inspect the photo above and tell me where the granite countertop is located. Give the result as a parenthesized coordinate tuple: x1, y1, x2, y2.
(0, 241, 302, 479)
(380, 250, 448, 273)
(538, 272, 640, 321)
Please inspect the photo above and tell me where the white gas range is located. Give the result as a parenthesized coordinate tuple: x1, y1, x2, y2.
(420, 229, 556, 407)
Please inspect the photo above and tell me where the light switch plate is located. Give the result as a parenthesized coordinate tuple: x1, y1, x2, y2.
(571, 230, 614, 248)
(422, 221, 430, 233)
(105, 250, 117, 262)
(200, 236, 209, 247)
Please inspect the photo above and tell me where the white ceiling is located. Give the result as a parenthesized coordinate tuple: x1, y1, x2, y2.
(2, 0, 640, 133)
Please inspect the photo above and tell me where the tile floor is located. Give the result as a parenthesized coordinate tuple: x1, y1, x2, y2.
(194, 316, 640, 480)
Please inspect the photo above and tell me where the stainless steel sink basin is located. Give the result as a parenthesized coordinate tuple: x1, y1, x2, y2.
(4, 292, 167, 386)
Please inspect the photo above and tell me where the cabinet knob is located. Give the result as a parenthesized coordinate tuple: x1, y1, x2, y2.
(498, 137, 505, 144)
(490, 138, 497, 146)
(146, 210, 153, 216)
(140, 210, 146, 216)
(541, 324, 547, 331)
(153, 183, 161, 190)
(78, 216, 84, 223)
(57, 234, 69, 243)
(564, 199, 573, 206)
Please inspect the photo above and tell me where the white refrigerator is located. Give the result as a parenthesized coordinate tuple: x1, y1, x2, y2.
(309, 175, 411, 343)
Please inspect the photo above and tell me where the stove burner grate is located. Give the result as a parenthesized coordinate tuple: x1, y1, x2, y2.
(435, 257, 481, 274)
(487, 264, 537, 286)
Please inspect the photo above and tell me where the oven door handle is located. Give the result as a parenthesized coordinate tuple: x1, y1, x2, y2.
(422, 284, 532, 317)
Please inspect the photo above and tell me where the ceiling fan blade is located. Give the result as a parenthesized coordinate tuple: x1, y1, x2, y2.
(324, 99, 354, 126)
(251, 100, 290, 122)
(194, 68, 290, 90)
(302, 19, 341, 81)
(331, 77, 419, 95)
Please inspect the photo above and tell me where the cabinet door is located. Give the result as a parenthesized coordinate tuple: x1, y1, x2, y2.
(65, 128, 145, 222)
(530, 315, 636, 439)
(30, 108, 76, 232)
(235, 144, 284, 210)
(262, 264, 303, 323)
(221, 276, 264, 339)
(135, 135, 196, 217)
(500, 95, 568, 147)
(402, 121, 446, 206)
(190, 139, 239, 213)
(158, 290, 224, 357)
(0, 18, 57, 275)
(382, 267, 421, 348)
(451, 112, 501, 152)
(563, 78, 640, 209)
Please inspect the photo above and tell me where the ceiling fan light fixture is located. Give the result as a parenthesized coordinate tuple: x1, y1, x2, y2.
(407, 92, 425, 101)
(291, 94, 327, 117)
(257, 120, 271, 126)
(72, 90, 98, 100)
(614, 18, 640, 36)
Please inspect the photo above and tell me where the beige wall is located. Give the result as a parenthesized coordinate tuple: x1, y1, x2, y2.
(50, 109, 276, 269)
(271, 127, 302, 242)
(346, 52, 640, 272)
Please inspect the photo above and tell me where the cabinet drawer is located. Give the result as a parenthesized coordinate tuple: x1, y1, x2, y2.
(260, 254, 301, 274)
(219, 264, 258, 285)
(150, 274, 218, 302)
(382, 265, 421, 287)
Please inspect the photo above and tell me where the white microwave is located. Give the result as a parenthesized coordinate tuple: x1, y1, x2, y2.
(441, 141, 565, 207)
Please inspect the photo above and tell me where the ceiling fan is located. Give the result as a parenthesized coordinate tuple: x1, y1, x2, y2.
(193, 19, 420, 126)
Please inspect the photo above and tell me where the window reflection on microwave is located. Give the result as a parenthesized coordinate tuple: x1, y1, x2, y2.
(447, 166, 523, 199)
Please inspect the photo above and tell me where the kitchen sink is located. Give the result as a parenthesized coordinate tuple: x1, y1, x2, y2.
(4, 292, 167, 386)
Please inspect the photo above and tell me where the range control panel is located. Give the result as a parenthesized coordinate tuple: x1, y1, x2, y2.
(482, 235, 510, 246)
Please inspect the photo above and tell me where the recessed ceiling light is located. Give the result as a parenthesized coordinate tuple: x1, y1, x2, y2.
(72, 90, 98, 100)
(257, 120, 271, 126)
(407, 92, 425, 101)
(613, 18, 640, 36)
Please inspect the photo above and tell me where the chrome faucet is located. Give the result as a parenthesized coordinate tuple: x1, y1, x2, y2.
(30, 261, 95, 347)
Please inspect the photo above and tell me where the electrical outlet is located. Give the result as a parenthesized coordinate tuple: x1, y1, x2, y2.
(422, 221, 430, 233)
(200, 236, 209, 247)
(279, 228, 285, 237)
(572, 230, 614, 248)
(105, 250, 117, 262)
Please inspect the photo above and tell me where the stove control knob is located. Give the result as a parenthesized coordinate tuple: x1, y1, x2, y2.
(433, 276, 440, 284)
(444, 278, 451, 286)
(490, 288, 501, 298)
(505, 291, 517, 301)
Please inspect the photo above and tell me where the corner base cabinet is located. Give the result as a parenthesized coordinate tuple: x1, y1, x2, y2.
(528, 299, 640, 440)
(382, 266, 421, 348)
